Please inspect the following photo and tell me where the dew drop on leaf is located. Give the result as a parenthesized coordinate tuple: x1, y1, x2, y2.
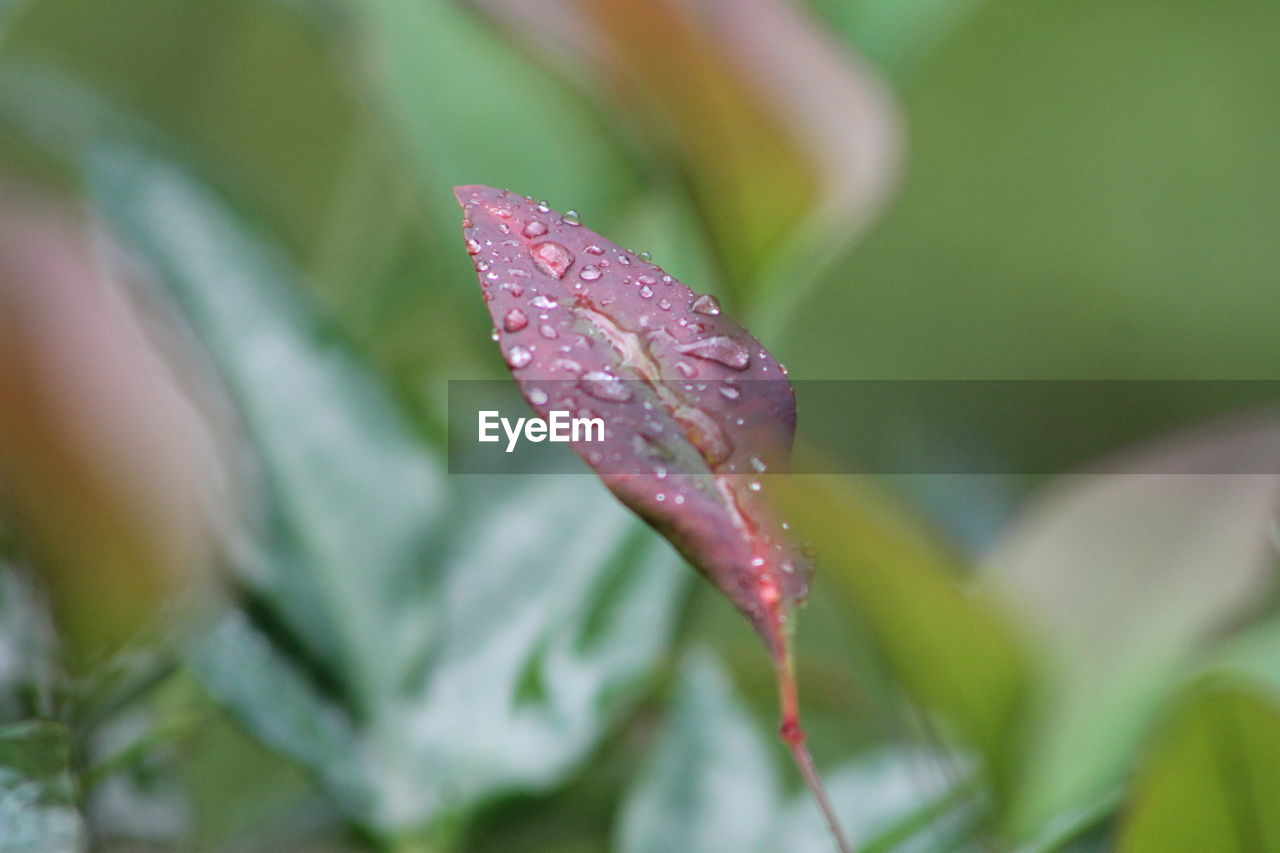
(581, 370, 633, 402)
(691, 294, 721, 316)
(505, 345, 533, 369)
(503, 308, 528, 333)
(530, 241, 574, 278)
(678, 335, 751, 370)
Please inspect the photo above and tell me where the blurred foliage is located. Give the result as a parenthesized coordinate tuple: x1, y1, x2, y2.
(0, 0, 1278, 851)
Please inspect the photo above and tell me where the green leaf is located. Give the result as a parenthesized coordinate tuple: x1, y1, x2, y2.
(382, 475, 687, 828)
(775, 475, 1029, 784)
(619, 648, 979, 853)
(87, 142, 448, 713)
(198, 475, 687, 833)
(1118, 687, 1280, 853)
(0, 721, 86, 853)
(773, 749, 975, 853)
(0, 565, 55, 722)
(984, 418, 1280, 836)
(618, 650, 781, 853)
(353, 0, 637, 233)
(806, 0, 984, 83)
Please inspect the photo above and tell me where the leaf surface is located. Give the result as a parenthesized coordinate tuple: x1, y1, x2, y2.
(456, 185, 806, 658)
(0, 721, 85, 853)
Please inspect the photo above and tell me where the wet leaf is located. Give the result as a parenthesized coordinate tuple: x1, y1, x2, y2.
(457, 185, 804, 660)
(457, 186, 851, 849)
(0, 720, 86, 853)
(1118, 687, 1280, 853)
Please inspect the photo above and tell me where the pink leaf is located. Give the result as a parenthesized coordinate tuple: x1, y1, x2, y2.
(456, 185, 854, 853)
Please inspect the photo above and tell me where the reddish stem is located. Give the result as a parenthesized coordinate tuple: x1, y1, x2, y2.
(775, 642, 855, 853)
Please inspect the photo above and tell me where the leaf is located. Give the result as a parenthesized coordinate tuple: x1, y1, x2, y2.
(457, 185, 804, 658)
(353, 0, 637, 234)
(370, 474, 686, 828)
(195, 475, 687, 832)
(1118, 687, 1280, 853)
(457, 186, 850, 849)
(0, 564, 56, 722)
(462, 0, 902, 317)
(618, 649, 977, 853)
(87, 142, 448, 712)
(71, 132, 688, 838)
(0, 720, 86, 853)
(774, 474, 1029, 786)
(772, 749, 976, 853)
(983, 416, 1280, 835)
(618, 650, 781, 853)
(806, 0, 985, 83)
(0, 186, 221, 664)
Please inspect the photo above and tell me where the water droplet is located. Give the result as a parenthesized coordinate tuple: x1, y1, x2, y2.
(503, 309, 528, 332)
(536, 200, 550, 212)
(675, 361, 697, 378)
(751, 556, 767, 568)
(539, 324, 558, 339)
(530, 295, 559, 310)
(639, 250, 652, 261)
(563, 209, 581, 225)
(659, 299, 671, 310)
(505, 345, 533, 369)
(499, 282, 524, 298)
(719, 386, 740, 400)
(585, 244, 604, 255)
(662, 275, 674, 285)
(530, 241, 574, 278)
(691, 294, 721, 316)
(678, 336, 750, 370)
(579, 265, 602, 282)
(655, 492, 666, 502)
(529, 388, 549, 405)
(465, 238, 482, 255)
(618, 254, 632, 266)
(674, 494, 685, 505)
(749, 456, 767, 473)
(552, 358, 584, 376)
(640, 285, 653, 298)
(581, 371, 632, 402)
(758, 576, 780, 606)
(522, 220, 548, 238)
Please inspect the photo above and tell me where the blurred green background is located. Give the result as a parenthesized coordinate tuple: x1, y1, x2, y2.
(0, 0, 1278, 850)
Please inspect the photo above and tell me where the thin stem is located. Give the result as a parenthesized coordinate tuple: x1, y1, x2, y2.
(775, 644, 855, 853)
